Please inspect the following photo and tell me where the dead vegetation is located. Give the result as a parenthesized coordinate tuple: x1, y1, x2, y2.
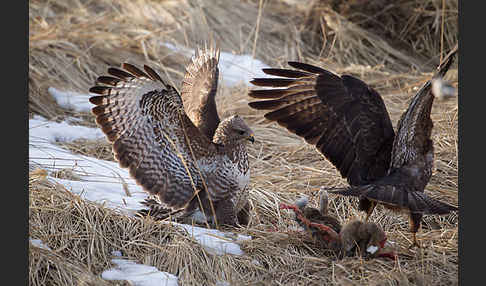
(29, 0, 458, 285)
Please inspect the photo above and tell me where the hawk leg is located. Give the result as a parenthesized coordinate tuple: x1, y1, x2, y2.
(364, 200, 377, 222)
(215, 199, 238, 227)
(237, 200, 251, 226)
(409, 212, 423, 248)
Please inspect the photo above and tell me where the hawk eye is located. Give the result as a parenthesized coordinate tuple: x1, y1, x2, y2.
(237, 130, 245, 135)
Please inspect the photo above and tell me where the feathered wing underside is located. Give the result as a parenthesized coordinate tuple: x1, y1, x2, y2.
(89, 63, 224, 209)
(248, 62, 395, 185)
(180, 44, 221, 139)
(391, 45, 458, 169)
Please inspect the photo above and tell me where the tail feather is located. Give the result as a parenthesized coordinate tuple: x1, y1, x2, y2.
(409, 192, 458, 215)
(329, 184, 458, 215)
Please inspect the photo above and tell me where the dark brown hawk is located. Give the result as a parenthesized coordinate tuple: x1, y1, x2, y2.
(248, 44, 458, 247)
(89, 45, 254, 227)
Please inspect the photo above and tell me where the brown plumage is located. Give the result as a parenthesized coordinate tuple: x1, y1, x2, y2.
(89, 45, 255, 227)
(249, 44, 458, 247)
(180, 45, 221, 139)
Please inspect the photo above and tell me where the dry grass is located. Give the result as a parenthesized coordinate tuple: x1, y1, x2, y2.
(29, 0, 458, 285)
(255, 0, 458, 73)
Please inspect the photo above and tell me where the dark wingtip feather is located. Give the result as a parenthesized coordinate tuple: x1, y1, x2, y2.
(262, 68, 311, 78)
(108, 67, 134, 80)
(250, 78, 297, 87)
(122, 63, 149, 78)
(263, 111, 282, 122)
(248, 100, 283, 110)
(91, 104, 107, 116)
(89, 86, 111, 95)
(287, 61, 329, 74)
(144, 65, 165, 83)
(248, 89, 289, 99)
(96, 76, 120, 86)
(89, 95, 107, 105)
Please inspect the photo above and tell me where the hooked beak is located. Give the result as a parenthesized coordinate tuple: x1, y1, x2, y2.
(247, 133, 255, 143)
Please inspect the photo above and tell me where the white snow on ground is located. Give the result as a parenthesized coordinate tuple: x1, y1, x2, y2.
(29, 115, 147, 213)
(176, 222, 251, 256)
(102, 258, 178, 286)
(218, 52, 269, 86)
(30, 238, 52, 251)
(163, 42, 270, 87)
(48, 87, 94, 113)
(30, 115, 104, 142)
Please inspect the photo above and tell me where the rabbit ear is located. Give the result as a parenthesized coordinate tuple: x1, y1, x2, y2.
(318, 188, 329, 215)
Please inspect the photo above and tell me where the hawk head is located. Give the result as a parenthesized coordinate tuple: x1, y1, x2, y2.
(213, 115, 254, 145)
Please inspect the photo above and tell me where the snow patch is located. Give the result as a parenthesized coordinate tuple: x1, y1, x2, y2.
(30, 238, 52, 251)
(29, 116, 147, 214)
(48, 87, 95, 113)
(163, 42, 270, 87)
(30, 115, 104, 142)
(102, 259, 178, 286)
(175, 223, 251, 256)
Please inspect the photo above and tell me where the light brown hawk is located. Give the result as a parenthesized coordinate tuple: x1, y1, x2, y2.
(248, 44, 458, 247)
(89, 45, 254, 227)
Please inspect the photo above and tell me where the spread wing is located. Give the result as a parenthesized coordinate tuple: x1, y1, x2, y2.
(180, 45, 221, 140)
(89, 63, 221, 209)
(391, 44, 458, 169)
(327, 44, 459, 214)
(248, 62, 395, 186)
